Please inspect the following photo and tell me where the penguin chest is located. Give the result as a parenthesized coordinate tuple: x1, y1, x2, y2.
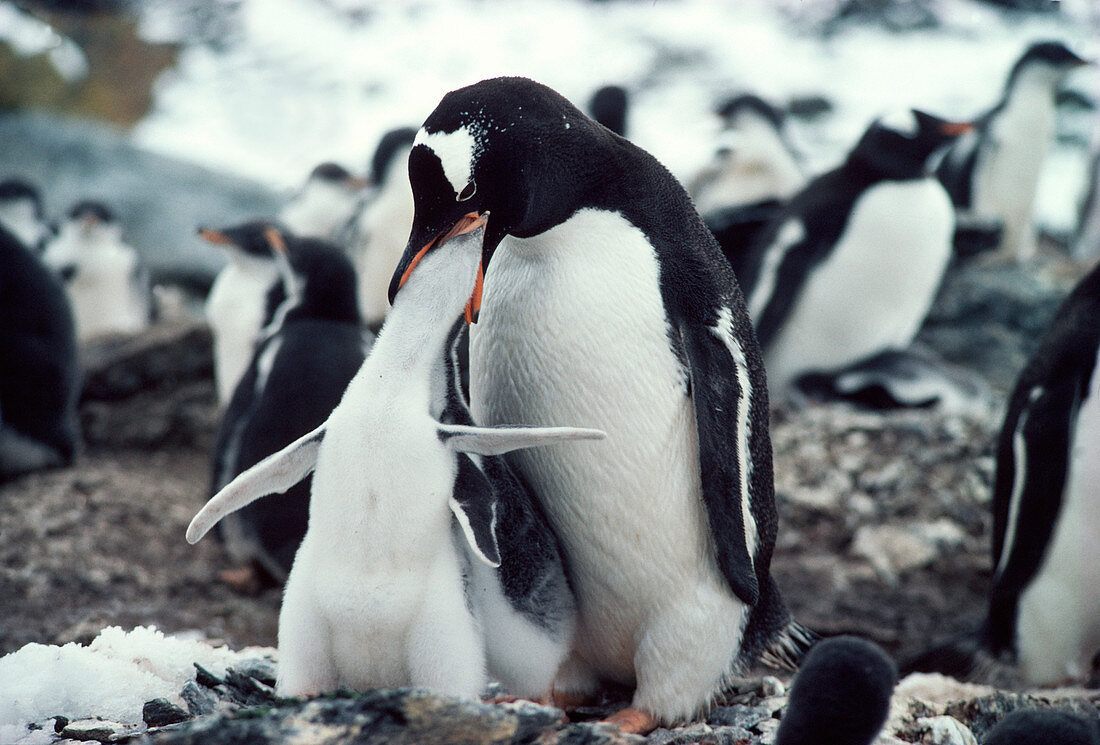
(972, 104, 1055, 222)
(764, 179, 953, 393)
(470, 209, 721, 676)
(206, 263, 278, 401)
(1017, 359, 1100, 683)
(68, 249, 143, 338)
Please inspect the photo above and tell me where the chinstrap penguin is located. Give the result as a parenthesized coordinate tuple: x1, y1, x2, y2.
(201, 220, 286, 405)
(42, 201, 153, 341)
(587, 85, 629, 137)
(982, 708, 1100, 745)
(904, 259, 1100, 686)
(0, 225, 80, 480)
(773, 636, 897, 745)
(189, 220, 594, 700)
(352, 127, 418, 328)
(279, 161, 366, 246)
(0, 178, 52, 254)
(210, 227, 369, 592)
(389, 75, 811, 733)
(736, 109, 969, 401)
(937, 40, 1091, 261)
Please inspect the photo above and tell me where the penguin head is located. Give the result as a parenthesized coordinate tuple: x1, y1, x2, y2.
(587, 84, 629, 137)
(65, 200, 119, 241)
(368, 127, 418, 188)
(711, 93, 790, 162)
(388, 77, 606, 313)
(1007, 40, 1091, 91)
(0, 178, 45, 219)
(261, 228, 361, 326)
(198, 220, 283, 272)
(0, 178, 51, 251)
(774, 636, 897, 745)
(280, 161, 366, 242)
(849, 109, 971, 180)
(307, 161, 366, 193)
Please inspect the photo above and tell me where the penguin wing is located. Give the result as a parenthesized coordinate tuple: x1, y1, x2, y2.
(985, 375, 1080, 651)
(677, 309, 768, 607)
(451, 453, 502, 568)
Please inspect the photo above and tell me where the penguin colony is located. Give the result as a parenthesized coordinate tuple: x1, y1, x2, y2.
(1, 30, 1096, 743)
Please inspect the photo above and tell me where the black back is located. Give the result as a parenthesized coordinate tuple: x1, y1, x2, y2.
(587, 85, 629, 137)
(0, 226, 80, 469)
(369, 127, 418, 187)
(774, 636, 897, 745)
(983, 709, 1100, 745)
(984, 261, 1100, 657)
(211, 237, 367, 582)
(738, 110, 963, 350)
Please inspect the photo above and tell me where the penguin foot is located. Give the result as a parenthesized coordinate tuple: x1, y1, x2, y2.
(602, 707, 659, 735)
(218, 565, 264, 595)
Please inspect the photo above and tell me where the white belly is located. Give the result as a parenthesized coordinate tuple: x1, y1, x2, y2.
(470, 208, 732, 682)
(1017, 351, 1100, 684)
(765, 178, 954, 395)
(205, 263, 277, 403)
(68, 260, 147, 340)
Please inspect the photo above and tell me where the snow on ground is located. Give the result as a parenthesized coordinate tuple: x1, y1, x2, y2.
(0, 625, 274, 741)
(127, 0, 1098, 234)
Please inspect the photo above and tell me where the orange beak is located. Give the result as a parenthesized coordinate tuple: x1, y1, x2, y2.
(941, 121, 972, 137)
(263, 226, 289, 256)
(198, 228, 232, 245)
(396, 211, 487, 294)
(465, 258, 484, 325)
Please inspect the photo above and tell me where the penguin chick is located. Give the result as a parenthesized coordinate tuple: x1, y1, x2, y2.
(774, 636, 897, 745)
(0, 226, 80, 479)
(42, 201, 152, 341)
(691, 94, 804, 216)
(0, 178, 52, 254)
(210, 227, 369, 592)
(982, 709, 1100, 745)
(188, 221, 595, 700)
(279, 162, 366, 245)
(587, 85, 629, 137)
(351, 127, 418, 328)
(937, 40, 1092, 261)
(738, 109, 969, 400)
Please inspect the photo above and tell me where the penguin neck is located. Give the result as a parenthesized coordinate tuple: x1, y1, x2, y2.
(368, 243, 479, 381)
(1003, 65, 1062, 113)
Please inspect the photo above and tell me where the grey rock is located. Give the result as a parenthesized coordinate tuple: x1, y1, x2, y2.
(707, 704, 774, 730)
(61, 718, 137, 742)
(228, 657, 278, 687)
(143, 699, 190, 727)
(179, 680, 220, 717)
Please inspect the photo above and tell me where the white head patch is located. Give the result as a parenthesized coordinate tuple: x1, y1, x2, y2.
(879, 109, 919, 138)
(414, 126, 478, 196)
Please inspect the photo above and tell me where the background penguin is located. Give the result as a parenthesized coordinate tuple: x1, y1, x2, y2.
(937, 40, 1091, 261)
(0, 178, 52, 254)
(0, 225, 80, 480)
(773, 636, 897, 745)
(189, 223, 591, 700)
(903, 258, 1100, 685)
(279, 161, 366, 246)
(351, 127, 418, 329)
(210, 227, 369, 592)
(201, 220, 283, 405)
(736, 109, 969, 402)
(982, 709, 1100, 745)
(42, 201, 153, 341)
(390, 75, 812, 733)
(587, 85, 629, 137)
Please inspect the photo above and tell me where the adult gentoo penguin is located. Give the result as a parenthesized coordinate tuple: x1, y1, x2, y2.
(904, 259, 1100, 685)
(352, 127, 418, 328)
(0, 225, 80, 479)
(388, 76, 809, 732)
(0, 178, 52, 254)
(279, 162, 365, 245)
(937, 40, 1091, 261)
(42, 201, 152, 341)
(201, 221, 283, 405)
(210, 227, 369, 592)
(736, 109, 969, 401)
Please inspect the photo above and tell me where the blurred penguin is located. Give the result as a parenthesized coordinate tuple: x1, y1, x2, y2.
(937, 40, 1092, 261)
(0, 178, 52, 254)
(774, 636, 897, 745)
(587, 85, 629, 137)
(201, 221, 283, 405)
(279, 162, 366, 246)
(0, 225, 80, 479)
(982, 709, 1100, 745)
(350, 127, 417, 328)
(42, 201, 152, 341)
(691, 94, 805, 216)
(211, 226, 369, 592)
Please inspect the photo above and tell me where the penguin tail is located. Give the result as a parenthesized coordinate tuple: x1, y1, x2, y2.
(900, 634, 983, 681)
(760, 619, 818, 672)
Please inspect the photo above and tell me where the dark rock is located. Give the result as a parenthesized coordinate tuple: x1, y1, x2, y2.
(179, 681, 220, 717)
(55, 715, 71, 732)
(229, 657, 278, 688)
(193, 663, 223, 689)
(944, 693, 1100, 743)
(143, 699, 190, 727)
(142, 689, 640, 745)
(223, 668, 276, 707)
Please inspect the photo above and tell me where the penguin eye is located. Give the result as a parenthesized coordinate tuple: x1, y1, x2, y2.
(457, 181, 477, 202)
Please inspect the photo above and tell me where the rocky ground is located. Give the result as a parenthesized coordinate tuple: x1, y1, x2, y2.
(3, 254, 1100, 744)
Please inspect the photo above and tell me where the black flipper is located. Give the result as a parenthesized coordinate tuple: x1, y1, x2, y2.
(450, 453, 502, 568)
